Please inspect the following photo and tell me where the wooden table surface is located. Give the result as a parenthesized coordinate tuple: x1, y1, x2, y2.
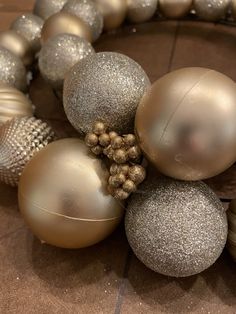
(1, 1, 236, 313)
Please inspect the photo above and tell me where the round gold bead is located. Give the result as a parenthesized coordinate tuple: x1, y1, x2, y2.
(103, 146, 114, 159)
(113, 188, 129, 200)
(128, 145, 142, 160)
(117, 164, 130, 175)
(110, 163, 119, 175)
(99, 133, 111, 147)
(91, 145, 103, 155)
(123, 179, 136, 193)
(109, 131, 118, 140)
(113, 149, 127, 164)
(93, 121, 107, 135)
(109, 174, 125, 188)
(111, 136, 124, 149)
(128, 165, 146, 185)
(85, 133, 99, 147)
(124, 134, 136, 147)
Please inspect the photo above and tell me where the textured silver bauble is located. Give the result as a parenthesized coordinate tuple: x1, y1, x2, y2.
(0, 46, 27, 92)
(33, 0, 68, 20)
(0, 117, 55, 186)
(63, 52, 150, 135)
(125, 174, 227, 277)
(11, 13, 44, 52)
(193, 0, 230, 21)
(127, 0, 158, 23)
(39, 33, 95, 90)
(62, 0, 104, 42)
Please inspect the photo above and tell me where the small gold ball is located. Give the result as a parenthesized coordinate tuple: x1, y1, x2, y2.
(85, 133, 98, 147)
(113, 149, 127, 164)
(109, 131, 118, 140)
(111, 136, 124, 149)
(124, 134, 136, 147)
(128, 145, 142, 160)
(93, 121, 107, 135)
(113, 188, 129, 200)
(109, 173, 126, 188)
(99, 133, 111, 147)
(123, 179, 136, 193)
(128, 165, 146, 185)
(117, 164, 130, 175)
(103, 146, 114, 159)
(110, 163, 119, 175)
(91, 145, 103, 155)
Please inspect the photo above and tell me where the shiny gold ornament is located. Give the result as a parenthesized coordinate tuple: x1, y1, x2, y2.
(227, 200, 236, 260)
(0, 117, 55, 186)
(41, 12, 92, 44)
(193, 0, 230, 21)
(127, 0, 158, 23)
(18, 138, 124, 249)
(34, 0, 68, 20)
(135, 67, 236, 181)
(0, 30, 34, 66)
(159, 0, 192, 19)
(0, 82, 33, 124)
(94, 0, 127, 30)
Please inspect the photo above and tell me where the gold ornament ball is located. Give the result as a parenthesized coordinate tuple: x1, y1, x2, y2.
(193, 0, 230, 21)
(0, 30, 34, 66)
(127, 0, 158, 23)
(227, 200, 236, 260)
(41, 12, 92, 44)
(0, 82, 33, 124)
(85, 133, 99, 147)
(159, 0, 192, 19)
(34, 0, 68, 20)
(94, 0, 127, 30)
(135, 67, 236, 181)
(18, 138, 124, 249)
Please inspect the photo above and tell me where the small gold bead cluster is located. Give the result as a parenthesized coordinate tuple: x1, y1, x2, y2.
(85, 121, 146, 200)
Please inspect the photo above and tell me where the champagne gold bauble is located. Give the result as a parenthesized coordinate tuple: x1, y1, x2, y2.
(193, 0, 230, 21)
(39, 33, 95, 90)
(159, 0, 192, 18)
(0, 82, 33, 124)
(62, 0, 103, 42)
(0, 30, 34, 66)
(94, 0, 127, 30)
(0, 117, 55, 186)
(41, 12, 92, 44)
(64, 52, 150, 135)
(11, 13, 44, 52)
(33, 0, 68, 20)
(125, 174, 227, 277)
(18, 138, 124, 249)
(227, 200, 236, 260)
(0, 46, 27, 92)
(127, 0, 158, 23)
(135, 67, 236, 181)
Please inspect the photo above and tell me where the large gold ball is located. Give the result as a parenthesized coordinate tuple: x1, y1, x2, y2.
(193, 0, 230, 21)
(34, 0, 68, 20)
(159, 0, 192, 19)
(127, 0, 158, 23)
(135, 67, 236, 181)
(41, 12, 92, 44)
(93, 0, 127, 31)
(0, 82, 33, 124)
(0, 30, 34, 66)
(18, 138, 124, 249)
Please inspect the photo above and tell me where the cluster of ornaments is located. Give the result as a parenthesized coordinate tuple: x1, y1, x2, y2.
(0, 0, 235, 279)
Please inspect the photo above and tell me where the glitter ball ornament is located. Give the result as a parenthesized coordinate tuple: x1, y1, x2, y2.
(34, 0, 68, 20)
(127, 0, 158, 23)
(39, 34, 95, 90)
(62, 0, 104, 42)
(159, 0, 192, 18)
(193, 0, 230, 21)
(0, 46, 27, 92)
(227, 200, 236, 260)
(125, 174, 227, 277)
(11, 13, 44, 52)
(0, 117, 55, 186)
(64, 52, 150, 135)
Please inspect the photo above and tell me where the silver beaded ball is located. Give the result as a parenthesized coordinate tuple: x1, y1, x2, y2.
(0, 46, 27, 92)
(62, 0, 104, 42)
(34, 0, 68, 20)
(127, 0, 158, 23)
(39, 33, 95, 90)
(125, 175, 227, 277)
(193, 0, 231, 21)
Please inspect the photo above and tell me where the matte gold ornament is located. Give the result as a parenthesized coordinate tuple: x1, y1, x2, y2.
(0, 30, 34, 66)
(34, 0, 68, 20)
(0, 46, 27, 92)
(62, 0, 104, 42)
(39, 33, 95, 90)
(41, 12, 92, 44)
(159, 0, 192, 19)
(127, 0, 158, 23)
(18, 138, 124, 249)
(193, 0, 230, 21)
(11, 13, 44, 53)
(0, 82, 33, 124)
(0, 117, 55, 186)
(94, 0, 127, 30)
(135, 67, 236, 181)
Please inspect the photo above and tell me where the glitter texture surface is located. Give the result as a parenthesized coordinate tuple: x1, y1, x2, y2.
(125, 174, 228, 277)
(34, 0, 68, 20)
(63, 52, 150, 135)
(127, 0, 158, 22)
(0, 46, 27, 92)
(194, 0, 230, 21)
(39, 34, 95, 90)
(62, 0, 104, 41)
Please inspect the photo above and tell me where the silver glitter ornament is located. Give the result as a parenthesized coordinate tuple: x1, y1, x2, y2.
(64, 52, 150, 135)
(34, 0, 68, 20)
(11, 13, 44, 52)
(39, 34, 95, 90)
(62, 0, 104, 42)
(127, 0, 158, 23)
(193, 0, 230, 21)
(0, 117, 55, 186)
(125, 174, 227, 277)
(0, 46, 27, 92)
